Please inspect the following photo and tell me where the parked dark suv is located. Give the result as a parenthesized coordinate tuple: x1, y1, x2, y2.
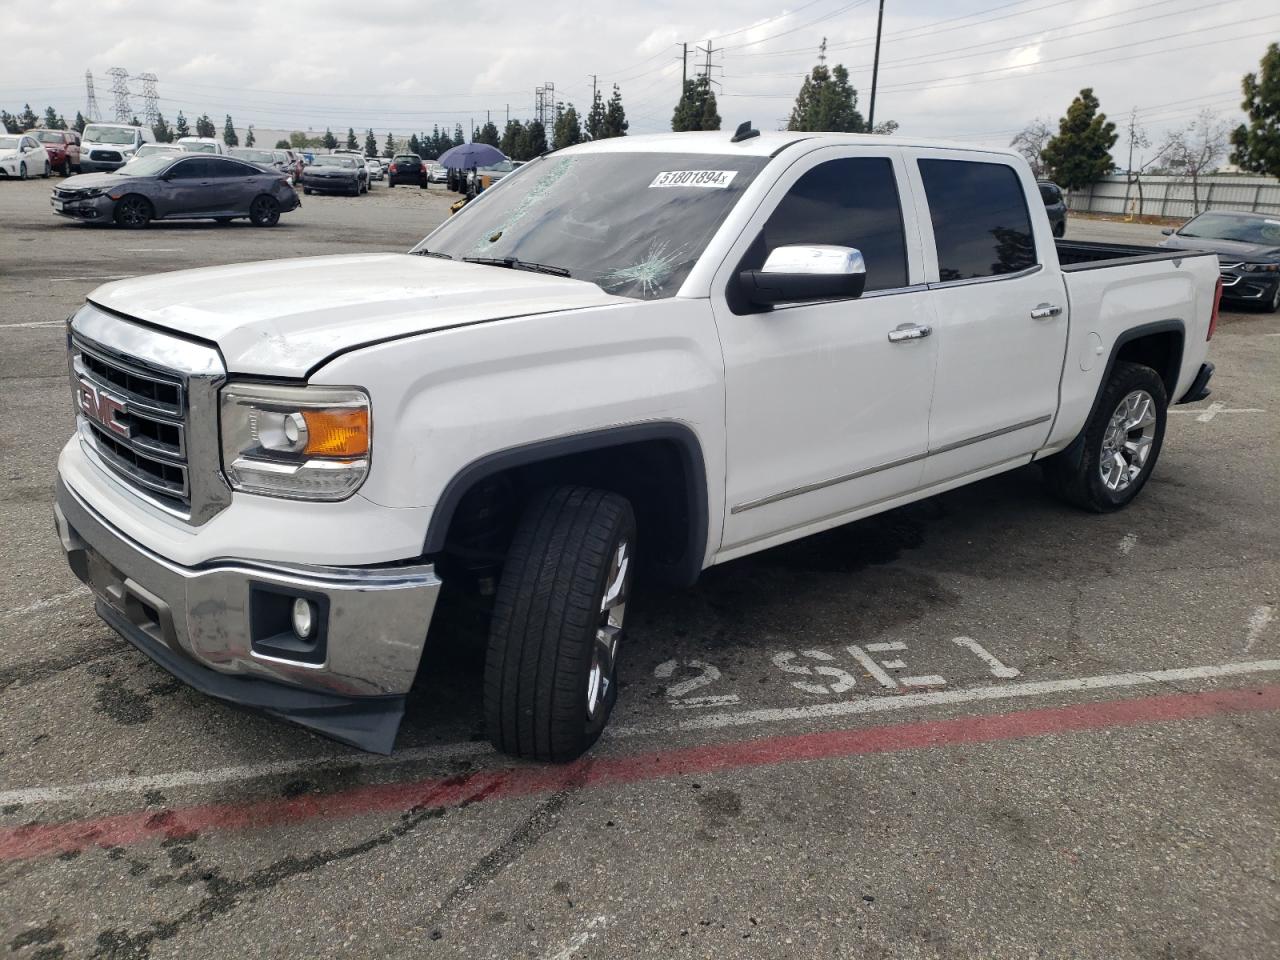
(1038, 181, 1066, 238)
(387, 154, 428, 188)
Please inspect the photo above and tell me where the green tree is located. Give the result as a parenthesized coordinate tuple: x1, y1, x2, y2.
(345, 127, 358, 150)
(553, 104, 582, 149)
(152, 114, 172, 142)
(601, 85, 628, 138)
(408, 132, 422, 157)
(43, 106, 62, 129)
(585, 87, 606, 140)
(475, 120, 500, 147)
(1230, 41, 1280, 179)
(0, 111, 16, 133)
(19, 104, 39, 129)
(786, 43, 865, 132)
(195, 114, 216, 138)
(1042, 88, 1118, 190)
(672, 76, 720, 132)
(275, 139, 291, 149)
(72, 111, 86, 134)
(500, 119, 526, 158)
(222, 115, 239, 147)
(289, 130, 313, 149)
(321, 127, 338, 150)
(245, 125, 255, 147)
(175, 111, 190, 138)
(383, 131, 397, 157)
(364, 128, 378, 157)
(131, 115, 142, 128)
(524, 119, 549, 157)
(452, 124, 465, 147)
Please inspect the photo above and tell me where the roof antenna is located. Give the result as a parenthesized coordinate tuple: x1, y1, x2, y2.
(730, 121, 759, 143)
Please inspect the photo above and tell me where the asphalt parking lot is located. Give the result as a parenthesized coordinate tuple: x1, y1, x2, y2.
(1, 176, 1277, 959)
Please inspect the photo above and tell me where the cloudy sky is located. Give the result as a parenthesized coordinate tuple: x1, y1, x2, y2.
(2, 0, 1270, 161)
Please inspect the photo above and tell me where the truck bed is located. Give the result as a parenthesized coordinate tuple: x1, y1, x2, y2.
(1055, 239, 1213, 272)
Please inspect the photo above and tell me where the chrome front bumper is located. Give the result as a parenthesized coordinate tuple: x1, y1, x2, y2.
(54, 476, 441, 752)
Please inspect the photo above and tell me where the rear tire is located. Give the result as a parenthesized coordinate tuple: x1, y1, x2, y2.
(42, 162, 51, 178)
(249, 195, 280, 227)
(485, 486, 636, 762)
(60, 159, 72, 177)
(1053, 219, 1066, 238)
(113, 194, 153, 229)
(1043, 361, 1167, 512)
(388, 181, 395, 188)
(303, 187, 313, 195)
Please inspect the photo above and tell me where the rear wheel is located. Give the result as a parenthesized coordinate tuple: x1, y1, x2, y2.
(1044, 361, 1167, 512)
(388, 180, 395, 188)
(60, 159, 71, 177)
(1053, 219, 1066, 238)
(485, 486, 636, 762)
(303, 187, 313, 195)
(249, 195, 281, 227)
(113, 194, 152, 229)
(42, 161, 51, 178)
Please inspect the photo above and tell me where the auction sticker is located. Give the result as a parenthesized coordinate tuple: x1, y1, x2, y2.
(649, 170, 738, 189)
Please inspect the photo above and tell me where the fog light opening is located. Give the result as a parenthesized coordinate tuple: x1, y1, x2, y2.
(292, 597, 315, 639)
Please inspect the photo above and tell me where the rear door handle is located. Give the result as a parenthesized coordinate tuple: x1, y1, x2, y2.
(1031, 303, 1063, 320)
(887, 324, 932, 343)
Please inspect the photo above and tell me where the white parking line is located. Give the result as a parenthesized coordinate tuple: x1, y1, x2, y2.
(48, 275, 133, 282)
(3, 658, 1279, 808)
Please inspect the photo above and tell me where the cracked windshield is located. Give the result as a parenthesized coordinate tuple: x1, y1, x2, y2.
(414, 153, 768, 299)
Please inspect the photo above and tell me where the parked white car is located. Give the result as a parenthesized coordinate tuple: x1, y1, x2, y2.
(176, 137, 226, 155)
(0, 133, 50, 179)
(53, 132, 1219, 758)
(78, 123, 150, 173)
(365, 157, 384, 181)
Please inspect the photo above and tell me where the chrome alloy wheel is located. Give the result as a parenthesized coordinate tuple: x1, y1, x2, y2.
(587, 538, 630, 720)
(1099, 389, 1157, 492)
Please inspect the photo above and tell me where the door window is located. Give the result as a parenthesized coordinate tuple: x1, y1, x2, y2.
(918, 159, 1037, 282)
(167, 158, 209, 179)
(744, 157, 909, 294)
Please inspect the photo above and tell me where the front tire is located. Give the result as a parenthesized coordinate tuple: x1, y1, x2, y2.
(249, 195, 280, 227)
(1043, 361, 1167, 512)
(1265, 284, 1280, 314)
(485, 486, 636, 762)
(113, 194, 153, 229)
(18, 162, 27, 181)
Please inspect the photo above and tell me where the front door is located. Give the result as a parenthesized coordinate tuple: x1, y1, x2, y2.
(713, 149, 938, 556)
(908, 154, 1069, 485)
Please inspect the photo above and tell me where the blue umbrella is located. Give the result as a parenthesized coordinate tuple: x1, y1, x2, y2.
(438, 143, 506, 170)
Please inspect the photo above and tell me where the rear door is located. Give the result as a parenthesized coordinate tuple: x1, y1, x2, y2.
(713, 148, 938, 555)
(910, 153, 1068, 486)
(208, 158, 267, 214)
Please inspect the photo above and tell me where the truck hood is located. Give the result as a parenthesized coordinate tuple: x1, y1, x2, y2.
(87, 253, 626, 377)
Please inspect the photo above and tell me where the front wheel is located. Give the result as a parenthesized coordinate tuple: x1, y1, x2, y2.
(113, 194, 153, 229)
(18, 162, 27, 180)
(249, 195, 280, 227)
(1265, 283, 1280, 314)
(485, 486, 636, 762)
(1043, 361, 1168, 512)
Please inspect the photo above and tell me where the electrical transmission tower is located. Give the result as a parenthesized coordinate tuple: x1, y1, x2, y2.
(139, 73, 159, 127)
(534, 82, 555, 127)
(107, 67, 131, 122)
(84, 70, 102, 121)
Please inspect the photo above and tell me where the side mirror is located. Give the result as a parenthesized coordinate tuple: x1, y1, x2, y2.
(1161, 227, 1174, 235)
(739, 245, 867, 307)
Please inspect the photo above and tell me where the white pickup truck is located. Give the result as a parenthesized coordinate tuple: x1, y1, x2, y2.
(54, 130, 1221, 758)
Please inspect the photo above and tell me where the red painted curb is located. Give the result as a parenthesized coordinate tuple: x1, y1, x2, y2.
(2, 683, 1277, 862)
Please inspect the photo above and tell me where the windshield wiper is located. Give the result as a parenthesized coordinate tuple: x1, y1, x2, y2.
(411, 249, 453, 259)
(462, 256, 571, 278)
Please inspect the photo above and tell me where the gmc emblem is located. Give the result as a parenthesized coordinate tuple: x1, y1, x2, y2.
(78, 379, 129, 438)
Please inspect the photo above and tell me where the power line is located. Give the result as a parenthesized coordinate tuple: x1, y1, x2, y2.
(720, 0, 873, 51)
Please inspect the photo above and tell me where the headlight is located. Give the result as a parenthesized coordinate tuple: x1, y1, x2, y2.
(1242, 262, 1280, 273)
(220, 383, 370, 501)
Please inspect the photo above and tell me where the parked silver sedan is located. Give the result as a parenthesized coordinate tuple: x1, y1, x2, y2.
(51, 153, 300, 228)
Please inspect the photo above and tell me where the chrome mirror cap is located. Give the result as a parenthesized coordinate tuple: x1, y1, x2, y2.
(761, 244, 866, 276)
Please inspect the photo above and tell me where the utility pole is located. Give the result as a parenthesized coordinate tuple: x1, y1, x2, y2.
(867, 0, 886, 131)
(681, 42, 688, 91)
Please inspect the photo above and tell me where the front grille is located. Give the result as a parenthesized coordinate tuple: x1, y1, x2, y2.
(55, 186, 93, 201)
(72, 336, 190, 508)
(90, 149, 122, 162)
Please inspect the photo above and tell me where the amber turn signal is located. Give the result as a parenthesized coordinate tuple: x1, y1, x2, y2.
(301, 408, 369, 457)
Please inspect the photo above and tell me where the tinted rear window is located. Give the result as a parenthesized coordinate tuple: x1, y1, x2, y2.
(919, 159, 1037, 281)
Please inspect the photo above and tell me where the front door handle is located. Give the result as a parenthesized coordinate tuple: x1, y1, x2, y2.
(1031, 303, 1063, 320)
(887, 323, 932, 343)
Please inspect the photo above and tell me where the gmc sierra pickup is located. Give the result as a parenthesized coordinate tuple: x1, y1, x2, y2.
(54, 130, 1221, 758)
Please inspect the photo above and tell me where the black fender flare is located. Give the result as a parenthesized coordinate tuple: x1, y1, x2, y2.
(423, 422, 710, 587)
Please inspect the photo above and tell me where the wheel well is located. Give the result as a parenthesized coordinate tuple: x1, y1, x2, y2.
(1114, 327, 1182, 397)
(427, 427, 707, 589)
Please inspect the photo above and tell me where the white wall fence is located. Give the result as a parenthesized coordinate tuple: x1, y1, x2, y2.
(1066, 174, 1280, 220)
